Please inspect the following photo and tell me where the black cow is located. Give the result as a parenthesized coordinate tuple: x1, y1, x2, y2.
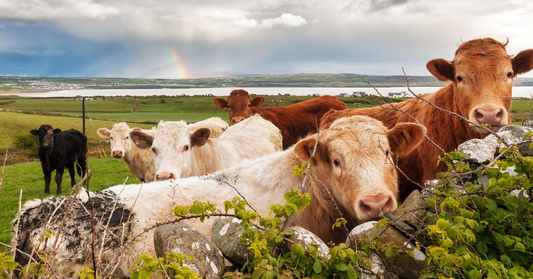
(30, 125, 88, 194)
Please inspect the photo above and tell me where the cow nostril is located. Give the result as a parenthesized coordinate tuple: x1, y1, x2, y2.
(496, 109, 503, 119)
(359, 201, 372, 213)
(475, 110, 483, 119)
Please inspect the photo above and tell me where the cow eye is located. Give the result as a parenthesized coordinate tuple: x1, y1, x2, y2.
(125, 136, 129, 140)
(110, 137, 113, 140)
(507, 72, 513, 78)
(247, 103, 251, 108)
(151, 147, 157, 154)
(226, 105, 230, 108)
(183, 145, 189, 152)
(456, 76, 463, 82)
(385, 150, 390, 156)
(333, 159, 340, 166)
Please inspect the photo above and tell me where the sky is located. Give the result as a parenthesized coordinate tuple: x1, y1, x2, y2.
(1, 0, 533, 79)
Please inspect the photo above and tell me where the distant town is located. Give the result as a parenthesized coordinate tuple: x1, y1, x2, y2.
(1, 74, 533, 93)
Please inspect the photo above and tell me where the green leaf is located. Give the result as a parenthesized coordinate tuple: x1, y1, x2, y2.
(335, 263, 348, 271)
(313, 261, 322, 273)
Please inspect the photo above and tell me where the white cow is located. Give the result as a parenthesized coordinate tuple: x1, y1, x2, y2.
(130, 114, 283, 180)
(97, 118, 229, 182)
(13, 116, 425, 278)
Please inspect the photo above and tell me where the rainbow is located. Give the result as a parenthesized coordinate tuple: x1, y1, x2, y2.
(167, 47, 191, 79)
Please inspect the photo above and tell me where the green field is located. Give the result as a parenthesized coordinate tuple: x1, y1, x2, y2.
(0, 157, 141, 246)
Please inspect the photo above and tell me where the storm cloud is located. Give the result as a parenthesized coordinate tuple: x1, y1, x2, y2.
(0, 0, 532, 78)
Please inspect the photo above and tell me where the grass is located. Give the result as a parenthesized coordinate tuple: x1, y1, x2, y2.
(0, 157, 141, 246)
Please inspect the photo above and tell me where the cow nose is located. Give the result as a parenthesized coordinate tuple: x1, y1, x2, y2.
(231, 117, 245, 125)
(358, 194, 397, 220)
(156, 172, 175, 181)
(474, 108, 504, 125)
(112, 150, 123, 158)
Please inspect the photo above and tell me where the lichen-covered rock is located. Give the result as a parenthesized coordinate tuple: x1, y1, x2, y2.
(493, 125, 533, 156)
(392, 190, 427, 229)
(283, 226, 330, 260)
(153, 222, 225, 279)
(361, 253, 398, 279)
(458, 125, 533, 165)
(457, 138, 498, 164)
(211, 217, 252, 266)
(346, 221, 428, 279)
(523, 113, 533, 128)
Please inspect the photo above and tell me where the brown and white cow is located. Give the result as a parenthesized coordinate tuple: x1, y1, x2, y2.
(97, 118, 229, 183)
(14, 115, 425, 277)
(214, 91, 348, 149)
(321, 38, 533, 200)
(130, 115, 282, 181)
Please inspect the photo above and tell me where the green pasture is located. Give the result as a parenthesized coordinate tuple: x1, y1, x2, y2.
(0, 157, 140, 246)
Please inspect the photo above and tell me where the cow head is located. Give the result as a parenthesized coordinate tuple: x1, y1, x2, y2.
(294, 116, 426, 221)
(97, 123, 134, 158)
(31, 125, 61, 150)
(213, 89, 265, 125)
(426, 38, 533, 134)
(130, 120, 211, 181)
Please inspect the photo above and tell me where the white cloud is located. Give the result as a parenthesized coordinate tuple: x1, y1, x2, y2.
(259, 13, 307, 28)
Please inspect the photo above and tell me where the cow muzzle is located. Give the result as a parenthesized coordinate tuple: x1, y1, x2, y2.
(356, 194, 397, 221)
(155, 171, 176, 181)
(112, 150, 124, 158)
(469, 104, 509, 134)
(231, 117, 245, 125)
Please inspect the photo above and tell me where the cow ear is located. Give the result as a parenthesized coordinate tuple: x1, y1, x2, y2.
(53, 129, 62, 134)
(96, 128, 111, 138)
(426, 59, 454, 81)
(250, 96, 265, 108)
(190, 128, 210, 148)
(293, 136, 327, 166)
(512, 49, 533, 75)
(213, 98, 228, 110)
(30, 130, 39, 136)
(130, 130, 153, 149)
(387, 123, 426, 156)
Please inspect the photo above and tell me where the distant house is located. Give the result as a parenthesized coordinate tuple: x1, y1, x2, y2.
(335, 93, 349, 97)
(335, 92, 367, 98)
(388, 91, 410, 98)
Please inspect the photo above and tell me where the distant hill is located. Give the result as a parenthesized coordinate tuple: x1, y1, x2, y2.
(1, 74, 532, 92)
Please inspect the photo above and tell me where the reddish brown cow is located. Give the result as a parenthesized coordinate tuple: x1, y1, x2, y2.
(320, 38, 533, 200)
(214, 90, 348, 149)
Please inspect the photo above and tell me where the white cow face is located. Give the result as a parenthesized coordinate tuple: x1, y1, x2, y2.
(130, 121, 210, 181)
